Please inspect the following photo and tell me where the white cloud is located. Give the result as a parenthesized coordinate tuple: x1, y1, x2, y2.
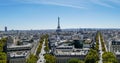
(0, 0, 119, 8)
(90, 0, 114, 8)
(19, 0, 88, 9)
(44, 2, 85, 9)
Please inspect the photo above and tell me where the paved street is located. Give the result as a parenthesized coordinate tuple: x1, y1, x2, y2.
(32, 40, 39, 55)
(98, 36, 103, 63)
(37, 39, 46, 63)
(103, 39, 108, 52)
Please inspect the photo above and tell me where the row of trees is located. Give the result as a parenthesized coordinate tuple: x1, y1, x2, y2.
(85, 49, 99, 63)
(44, 34, 56, 63)
(68, 58, 84, 63)
(26, 54, 38, 63)
(94, 32, 99, 51)
(44, 54, 56, 63)
(44, 34, 50, 53)
(27, 35, 46, 63)
(36, 35, 45, 56)
(100, 32, 118, 63)
(99, 32, 118, 63)
(0, 38, 7, 52)
(99, 32, 106, 52)
(84, 32, 100, 63)
(102, 52, 118, 63)
(0, 38, 7, 63)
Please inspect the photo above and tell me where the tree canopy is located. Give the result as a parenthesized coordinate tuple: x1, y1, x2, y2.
(44, 54, 56, 63)
(102, 52, 118, 63)
(68, 58, 84, 63)
(85, 49, 99, 63)
(0, 38, 7, 63)
(44, 35, 49, 53)
(26, 54, 38, 63)
(0, 52, 7, 63)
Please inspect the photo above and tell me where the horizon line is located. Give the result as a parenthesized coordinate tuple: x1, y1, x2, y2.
(1, 27, 120, 31)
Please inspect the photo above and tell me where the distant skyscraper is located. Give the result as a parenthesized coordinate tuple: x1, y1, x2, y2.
(5, 26, 7, 32)
(56, 17, 62, 34)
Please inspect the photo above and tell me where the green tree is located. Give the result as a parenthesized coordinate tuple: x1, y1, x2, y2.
(99, 32, 106, 52)
(44, 34, 50, 53)
(45, 54, 56, 63)
(78, 60, 84, 63)
(68, 58, 84, 63)
(102, 52, 118, 63)
(0, 38, 7, 63)
(85, 49, 99, 63)
(0, 38, 7, 52)
(36, 35, 45, 56)
(0, 52, 7, 63)
(93, 31, 100, 52)
(27, 54, 38, 63)
(44, 46, 49, 53)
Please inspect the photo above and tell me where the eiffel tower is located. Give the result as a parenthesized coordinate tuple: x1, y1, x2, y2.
(56, 17, 62, 34)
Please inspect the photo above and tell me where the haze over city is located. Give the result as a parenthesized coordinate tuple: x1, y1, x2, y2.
(0, 0, 120, 30)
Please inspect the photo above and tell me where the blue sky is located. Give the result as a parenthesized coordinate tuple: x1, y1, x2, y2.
(0, 0, 120, 30)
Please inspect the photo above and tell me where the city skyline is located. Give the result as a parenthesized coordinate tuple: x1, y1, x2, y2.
(0, 0, 120, 30)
